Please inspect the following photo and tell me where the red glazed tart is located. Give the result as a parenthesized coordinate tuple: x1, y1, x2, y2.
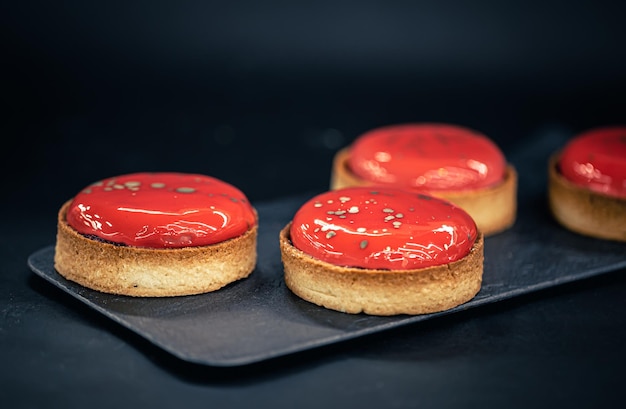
(548, 126, 626, 241)
(279, 187, 484, 315)
(330, 123, 517, 236)
(54, 172, 258, 296)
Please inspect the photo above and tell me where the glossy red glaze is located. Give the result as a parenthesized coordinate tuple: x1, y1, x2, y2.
(347, 123, 507, 191)
(559, 126, 626, 199)
(66, 172, 257, 248)
(290, 187, 478, 270)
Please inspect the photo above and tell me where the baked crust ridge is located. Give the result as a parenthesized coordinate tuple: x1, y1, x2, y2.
(279, 222, 484, 316)
(54, 200, 258, 297)
(548, 153, 626, 242)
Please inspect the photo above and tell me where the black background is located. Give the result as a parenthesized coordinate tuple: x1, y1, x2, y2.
(4, 0, 626, 211)
(2, 1, 626, 408)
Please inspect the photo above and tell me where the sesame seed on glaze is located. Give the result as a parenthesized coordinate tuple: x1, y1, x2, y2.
(65, 172, 257, 248)
(289, 186, 478, 270)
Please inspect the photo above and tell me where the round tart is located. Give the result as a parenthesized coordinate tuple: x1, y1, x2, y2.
(548, 126, 626, 242)
(330, 123, 517, 236)
(279, 187, 484, 316)
(54, 172, 258, 297)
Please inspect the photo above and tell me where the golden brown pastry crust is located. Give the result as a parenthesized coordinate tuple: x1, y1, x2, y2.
(548, 153, 626, 242)
(279, 223, 484, 316)
(54, 200, 258, 297)
(330, 147, 517, 236)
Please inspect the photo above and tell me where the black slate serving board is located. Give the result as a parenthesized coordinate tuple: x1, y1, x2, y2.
(28, 135, 626, 366)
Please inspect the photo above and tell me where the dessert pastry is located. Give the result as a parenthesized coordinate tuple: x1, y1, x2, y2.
(330, 123, 517, 236)
(548, 126, 626, 242)
(54, 172, 258, 296)
(279, 187, 484, 316)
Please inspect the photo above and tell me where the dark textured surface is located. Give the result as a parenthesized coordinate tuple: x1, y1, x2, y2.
(3, 1, 626, 408)
(27, 184, 626, 365)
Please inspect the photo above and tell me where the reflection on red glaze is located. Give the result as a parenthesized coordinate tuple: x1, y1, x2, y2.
(559, 126, 626, 199)
(290, 187, 478, 270)
(347, 123, 506, 191)
(66, 172, 257, 248)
